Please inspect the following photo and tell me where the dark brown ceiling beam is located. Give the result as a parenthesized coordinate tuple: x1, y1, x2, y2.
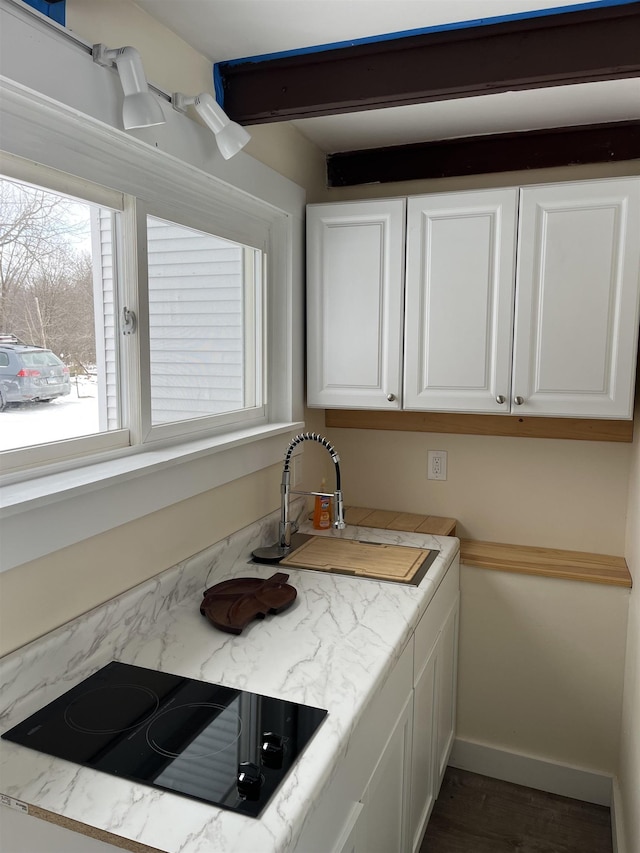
(326, 121, 640, 187)
(218, 2, 640, 124)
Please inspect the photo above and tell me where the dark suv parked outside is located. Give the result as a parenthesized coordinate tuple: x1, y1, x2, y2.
(0, 336, 71, 409)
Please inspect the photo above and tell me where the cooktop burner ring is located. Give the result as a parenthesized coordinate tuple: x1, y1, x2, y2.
(145, 702, 243, 758)
(63, 683, 160, 734)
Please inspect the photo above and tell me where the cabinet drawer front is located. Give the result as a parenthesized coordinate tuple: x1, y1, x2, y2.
(513, 177, 640, 419)
(405, 190, 518, 413)
(307, 199, 406, 409)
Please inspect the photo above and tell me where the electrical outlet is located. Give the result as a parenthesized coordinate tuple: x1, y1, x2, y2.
(291, 454, 303, 487)
(428, 450, 448, 481)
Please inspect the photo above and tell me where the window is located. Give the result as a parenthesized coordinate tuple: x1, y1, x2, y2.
(0, 172, 125, 463)
(0, 33, 303, 571)
(144, 215, 264, 434)
(0, 166, 275, 467)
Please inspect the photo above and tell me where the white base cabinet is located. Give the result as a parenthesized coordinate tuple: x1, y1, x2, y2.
(359, 692, 413, 853)
(298, 555, 460, 853)
(307, 177, 640, 419)
(410, 559, 460, 853)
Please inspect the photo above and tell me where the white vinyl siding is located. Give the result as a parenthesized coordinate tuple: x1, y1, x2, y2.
(147, 217, 247, 425)
(93, 208, 118, 430)
(92, 217, 252, 428)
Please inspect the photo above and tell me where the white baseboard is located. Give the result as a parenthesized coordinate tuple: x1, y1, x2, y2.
(611, 776, 626, 853)
(449, 738, 613, 806)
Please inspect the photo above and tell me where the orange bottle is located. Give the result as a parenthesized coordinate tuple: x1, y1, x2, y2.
(313, 479, 332, 529)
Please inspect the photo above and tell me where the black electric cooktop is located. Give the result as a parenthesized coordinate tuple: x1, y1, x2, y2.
(2, 661, 328, 818)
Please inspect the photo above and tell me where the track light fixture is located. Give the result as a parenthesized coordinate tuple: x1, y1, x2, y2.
(172, 92, 250, 160)
(92, 43, 166, 130)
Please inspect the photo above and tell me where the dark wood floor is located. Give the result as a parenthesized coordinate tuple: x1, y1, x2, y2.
(420, 768, 613, 853)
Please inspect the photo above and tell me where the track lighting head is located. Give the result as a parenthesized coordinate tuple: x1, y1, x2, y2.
(93, 43, 166, 130)
(172, 92, 250, 160)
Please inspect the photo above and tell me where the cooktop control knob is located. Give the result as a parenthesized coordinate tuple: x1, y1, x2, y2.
(261, 732, 284, 769)
(237, 761, 263, 799)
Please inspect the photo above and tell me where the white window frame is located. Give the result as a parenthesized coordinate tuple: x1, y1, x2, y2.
(137, 202, 268, 445)
(0, 1, 305, 572)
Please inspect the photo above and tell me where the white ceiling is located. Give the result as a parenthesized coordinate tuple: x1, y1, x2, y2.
(135, 0, 640, 153)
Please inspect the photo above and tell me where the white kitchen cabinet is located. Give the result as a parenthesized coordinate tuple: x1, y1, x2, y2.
(512, 180, 640, 419)
(410, 558, 460, 853)
(307, 177, 640, 419)
(406, 178, 640, 417)
(295, 555, 460, 853)
(330, 803, 364, 853)
(306, 199, 406, 409)
(434, 596, 460, 792)
(404, 189, 519, 413)
(409, 633, 438, 852)
(359, 692, 413, 853)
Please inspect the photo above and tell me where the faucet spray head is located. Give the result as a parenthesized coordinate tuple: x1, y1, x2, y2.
(252, 432, 346, 563)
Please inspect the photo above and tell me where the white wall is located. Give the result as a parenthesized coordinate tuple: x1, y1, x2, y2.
(332, 427, 631, 553)
(65, 0, 328, 202)
(0, 0, 327, 655)
(616, 391, 640, 852)
(457, 568, 628, 778)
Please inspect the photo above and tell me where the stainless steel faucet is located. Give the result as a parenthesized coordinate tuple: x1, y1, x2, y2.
(252, 432, 346, 563)
(279, 432, 346, 549)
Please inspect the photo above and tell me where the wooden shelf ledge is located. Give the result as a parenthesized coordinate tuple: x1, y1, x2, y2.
(460, 539, 632, 588)
(345, 506, 457, 537)
(326, 409, 634, 442)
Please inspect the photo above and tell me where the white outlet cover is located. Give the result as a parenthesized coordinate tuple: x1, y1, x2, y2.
(428, 450, 447, 481)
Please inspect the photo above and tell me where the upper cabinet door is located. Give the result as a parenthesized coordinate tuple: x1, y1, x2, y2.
(404, 189, 519, 412)
(513, 178, 640, 419)
(306, 199, 406, 409)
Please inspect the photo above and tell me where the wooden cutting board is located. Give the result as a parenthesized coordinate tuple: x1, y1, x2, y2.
(279, 536, 433, 583)
(200, 572, 297, 634)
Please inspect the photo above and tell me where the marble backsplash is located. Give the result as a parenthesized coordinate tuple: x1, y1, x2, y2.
(0, 500, 305, 729)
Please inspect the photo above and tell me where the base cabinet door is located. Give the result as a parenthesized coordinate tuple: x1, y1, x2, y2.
(360, 693, 413, 853)
(410, 558, 460, 853)
(409, 640, 438, 853)
(434, 596, 460, 794)
(331, 803, 364, 853)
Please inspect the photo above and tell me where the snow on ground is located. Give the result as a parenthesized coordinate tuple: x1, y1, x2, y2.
(0, 377, 100, 452)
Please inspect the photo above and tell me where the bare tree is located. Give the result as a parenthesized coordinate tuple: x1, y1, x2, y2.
(0, 178, 87, 333)
(11, 248, 95, 371)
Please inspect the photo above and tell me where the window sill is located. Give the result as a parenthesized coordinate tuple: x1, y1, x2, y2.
(0, 421, 303, 572)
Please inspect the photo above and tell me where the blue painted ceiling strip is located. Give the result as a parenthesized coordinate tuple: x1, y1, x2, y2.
(213, 0, 637, 104)
(23, 0, 65, 26)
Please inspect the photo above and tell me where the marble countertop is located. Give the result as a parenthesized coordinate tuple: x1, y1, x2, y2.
(0, 505, 459, 853)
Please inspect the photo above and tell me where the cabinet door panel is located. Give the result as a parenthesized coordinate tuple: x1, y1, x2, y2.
(435, 596, 460, 795)
(361, 694, 413, 853)
(306, 200, 405, 409)
(513, 178, 640, 418)
(410, 643, 437, 853)
(404, 190, 518, 412)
